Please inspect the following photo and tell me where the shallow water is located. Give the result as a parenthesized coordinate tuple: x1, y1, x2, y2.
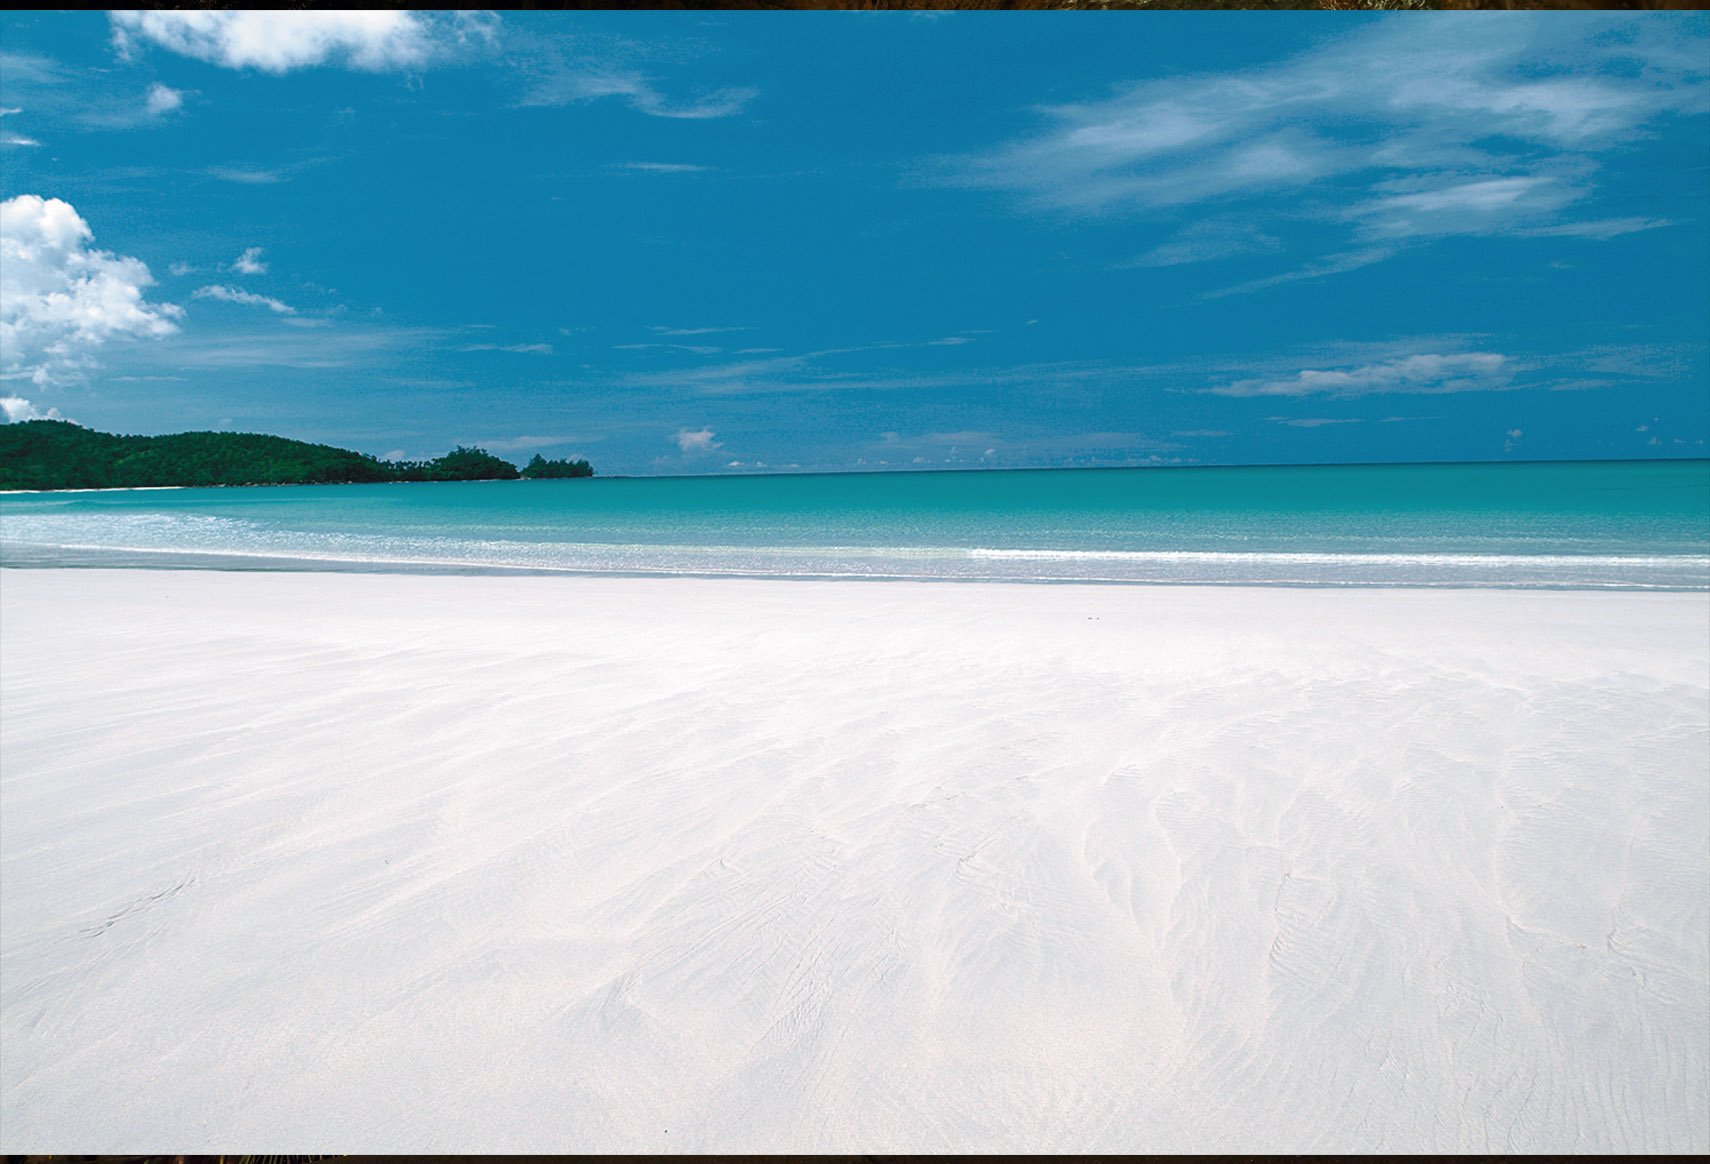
(3, 460, 1707, 588)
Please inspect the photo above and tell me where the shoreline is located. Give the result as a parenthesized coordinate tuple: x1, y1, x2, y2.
(3, 569, 1706, 1153)
(5, 453, 1709, 492)
(4, 545, 1706, 590)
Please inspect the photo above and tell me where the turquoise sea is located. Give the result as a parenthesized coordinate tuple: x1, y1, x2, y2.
(2, 460, 1707, 589)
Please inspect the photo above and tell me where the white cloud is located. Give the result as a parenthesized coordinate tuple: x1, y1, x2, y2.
(1353, 174, 1581, 239)
(523, 53, 756, 121)
(1270, 417, 1364, 428)
(1, 195, 182, 387)
(152, 326, 430, 370)
(674, 427, 721, 453)
(1120, 219, 1283, 269)
(457, 342, 554, 355)
(952, 15, 1707, 284)
(1, 394, 63, 423)
(1202, 247, 1395, 300)
(1521, 217, 1675, 240)
(615, 342, 721, 355)
(192, 284, 295, 314)
(145, 82, 183, 117)
(959, 18, 1705, 214)
(108, 10, 496, 74)
(613, 162, 711, 174)
(1211, 352, 1511, 398)
(205, 166, 286, 185)
(231, 246, 267, 275)
(0, 106, 33, 146)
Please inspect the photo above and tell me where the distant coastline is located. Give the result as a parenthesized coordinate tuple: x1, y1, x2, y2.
(0, 420, 591, 492)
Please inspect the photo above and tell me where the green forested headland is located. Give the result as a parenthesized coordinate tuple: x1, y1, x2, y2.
(0, 420, 592, 491)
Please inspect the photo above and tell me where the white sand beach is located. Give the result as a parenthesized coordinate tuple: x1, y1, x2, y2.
(1, 568, 1706, 1154)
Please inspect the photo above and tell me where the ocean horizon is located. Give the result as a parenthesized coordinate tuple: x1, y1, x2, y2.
(4, 458, 1706, 590)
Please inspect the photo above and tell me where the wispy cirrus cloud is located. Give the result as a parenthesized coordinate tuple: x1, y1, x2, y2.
(457, 342, 554, 355)
(1118, 218, 1283, 269)
(1209, 352, 1513, 399)
(511, 25, 756, 121)
(141, 326, 436, 371)
(108, 10, 498, 74)
(615, 342, 722, 355)
(205, 166, 287, 185)
(1349, 173, 1584, 240)
(1270, 416, 1364, 428)
(526, 69, 756, 120)
(193, 284, 295, 314)
(1200, 247, 1396, 301)
(1519, 217, 1675, 241)
(947, 15, 1707, 288)
(1, 95, 41, 147)
(610, 162, 712, 175)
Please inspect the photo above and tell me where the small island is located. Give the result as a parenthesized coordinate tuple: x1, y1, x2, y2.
(0, 419, 592, 491)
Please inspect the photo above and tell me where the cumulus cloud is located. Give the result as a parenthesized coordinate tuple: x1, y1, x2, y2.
(674, 427, 722, 453)
(1210, 352, 1512, 398)
(145, 82, 183, 117)
(1, 394, 63, 423)
(1, 194, 182, 394)
(192, 284, 295, 314)
(231, 246, 267, 275)
(109, 10, 496, 74)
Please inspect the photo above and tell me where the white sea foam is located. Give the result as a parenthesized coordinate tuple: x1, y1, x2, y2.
(5, 501, 1708, 588)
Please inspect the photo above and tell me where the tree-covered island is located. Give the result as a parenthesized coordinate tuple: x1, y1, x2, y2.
(0, 420, 593, 491)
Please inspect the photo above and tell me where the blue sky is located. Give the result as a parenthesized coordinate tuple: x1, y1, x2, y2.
(1, 10, 1706, 475)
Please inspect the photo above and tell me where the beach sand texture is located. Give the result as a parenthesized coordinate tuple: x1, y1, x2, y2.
(1, 569, 1706, 1153)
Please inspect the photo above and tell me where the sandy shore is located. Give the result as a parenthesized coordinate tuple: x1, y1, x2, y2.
(2, 569, 1706, 1153)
